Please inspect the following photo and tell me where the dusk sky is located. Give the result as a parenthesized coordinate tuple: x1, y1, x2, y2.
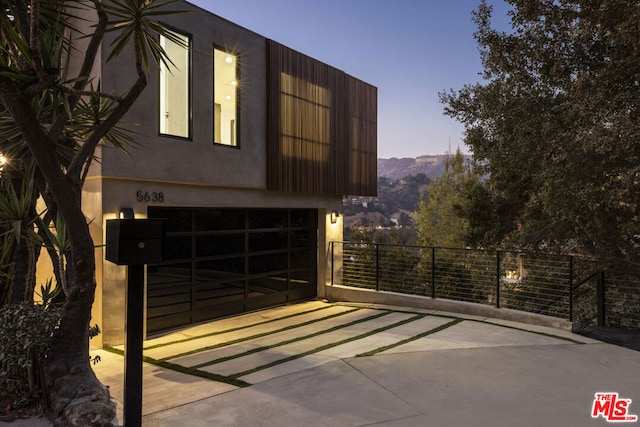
(190, 0, 512, 158)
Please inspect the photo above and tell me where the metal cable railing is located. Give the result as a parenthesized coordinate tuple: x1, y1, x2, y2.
(601, 273, 640, 330)
(330, 241, 640, 330)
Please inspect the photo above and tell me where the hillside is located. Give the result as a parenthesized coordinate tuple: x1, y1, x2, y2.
(343, 174, 429, 233)
(344, 154, 472, 241)
(378, 154, 470, 180)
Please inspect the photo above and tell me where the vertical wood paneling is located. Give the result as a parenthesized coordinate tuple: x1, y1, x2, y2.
(346, 77, 378, 196)
(267, 40, 377, 196)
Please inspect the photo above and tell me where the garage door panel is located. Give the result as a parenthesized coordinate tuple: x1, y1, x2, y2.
(194, 279, 245, 308)
(192, 302, 244, 323)
(148, 292, 191, 308)
(147, 302, 191, 318)
(246, 292, 288, 311)
(147, 207, 317, 334)
(289, 286, 316, 300)
(147, 312, 192, 334)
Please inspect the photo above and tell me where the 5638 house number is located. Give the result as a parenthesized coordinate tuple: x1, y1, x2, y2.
(136, 191, 165, 203)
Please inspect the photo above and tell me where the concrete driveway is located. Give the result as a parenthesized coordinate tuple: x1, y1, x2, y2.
(93, 301, 639, 426)
(4, 301, 638, 426)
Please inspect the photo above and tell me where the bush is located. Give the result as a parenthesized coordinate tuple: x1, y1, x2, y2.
(0, 303, 61, 415)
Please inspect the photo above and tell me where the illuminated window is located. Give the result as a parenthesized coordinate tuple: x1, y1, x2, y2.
(159, 30, 191, 138)
(214, 49, 237, 146)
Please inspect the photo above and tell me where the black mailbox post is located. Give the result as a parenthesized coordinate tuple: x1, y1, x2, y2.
(106, 219, 166, 427)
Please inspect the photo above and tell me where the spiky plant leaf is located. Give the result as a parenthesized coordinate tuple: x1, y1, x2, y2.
(101, 0, 188, 73)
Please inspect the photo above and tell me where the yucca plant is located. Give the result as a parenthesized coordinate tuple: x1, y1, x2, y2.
(0, 0, 186, 424)
(0, 172, 41, 304)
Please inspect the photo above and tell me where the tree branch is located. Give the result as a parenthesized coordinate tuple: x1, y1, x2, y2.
(60, 86, 124, 102)
(48, 0, 109, 143)
(29, 0, 43, 76)
(66, 29, 148, 184)
(0, 76, 91, 259)
(13, 1, 30, 46)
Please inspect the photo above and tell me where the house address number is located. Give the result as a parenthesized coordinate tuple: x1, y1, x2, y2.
(136, 191, 164, 203)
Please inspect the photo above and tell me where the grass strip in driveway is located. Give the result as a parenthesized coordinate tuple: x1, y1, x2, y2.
(335, 303, 458, 319)
(191, 310, 394, 369)
(144, 304, 337, 351)
(159, 307, 362, 361)
(354, 317, 584, 357)
(103, 347, 250, 388)
(478, 320, 585, 344)
(356, 318, 464, 357)
(337, 303, 584, 345)
(228, 313, 428, 379)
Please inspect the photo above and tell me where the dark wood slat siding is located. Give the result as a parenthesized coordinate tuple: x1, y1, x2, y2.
(346, 77, 378, 196)
(267, 40, 377, 196)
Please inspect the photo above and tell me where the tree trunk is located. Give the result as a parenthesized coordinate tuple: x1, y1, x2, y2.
(46, 219, 115, 423)
(41, 182, 116, 426)
(9, 240, 32, 303)
(0, 77, 116, 427)
(44, 229, 116, 426)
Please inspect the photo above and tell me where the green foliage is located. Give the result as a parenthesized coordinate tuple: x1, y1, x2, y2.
(0, 0, 186, 422)
(441, 0, 640, 272)
(0, 2, 69, 84)
(67, 82, 140, 155)
(416, 149, 478, 247)
(345, 225, 416, 246)
(0, 177, 39, 246)
(0, 0, 184, 303)
(42, 212, 69, 256)
(0, 303, 61, 413)
(0, 175, 40, 304)
(89, 323, 101, 340)
(102, 0, 188, 72)
(377, 244, 429, 295)
(35, 278, 61, 309)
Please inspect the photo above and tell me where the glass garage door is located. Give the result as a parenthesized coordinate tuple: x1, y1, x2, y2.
(146, 207, 318, 334)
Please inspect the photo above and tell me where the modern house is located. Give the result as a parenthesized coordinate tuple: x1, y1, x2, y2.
(82, 1, 377, 346)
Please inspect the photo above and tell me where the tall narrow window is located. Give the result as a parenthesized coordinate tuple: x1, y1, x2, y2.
(214, 49, 237, 146)
(159, 30, 190, 138)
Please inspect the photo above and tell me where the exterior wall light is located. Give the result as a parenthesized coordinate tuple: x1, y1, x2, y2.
(119, 208, 135, 219)
(330, 211, 340, 224)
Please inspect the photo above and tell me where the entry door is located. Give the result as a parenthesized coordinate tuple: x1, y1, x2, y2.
(146, 207, 318, 334)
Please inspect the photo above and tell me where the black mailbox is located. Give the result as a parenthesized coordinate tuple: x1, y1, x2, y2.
(105, 219, 166, 265)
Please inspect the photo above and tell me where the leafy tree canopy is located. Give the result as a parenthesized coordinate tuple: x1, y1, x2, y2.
(417, 149, 478, 248)
(441, 0, 640, 272)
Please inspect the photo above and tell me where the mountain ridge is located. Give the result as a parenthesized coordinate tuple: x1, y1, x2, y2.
(377, 154, 471, 180)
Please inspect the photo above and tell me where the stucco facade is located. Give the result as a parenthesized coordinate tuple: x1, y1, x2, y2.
(81, 1, 376, 346)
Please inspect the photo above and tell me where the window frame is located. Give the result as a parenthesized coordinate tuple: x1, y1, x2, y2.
(212, 45, 241, 148)
(158, 26, 193, 140)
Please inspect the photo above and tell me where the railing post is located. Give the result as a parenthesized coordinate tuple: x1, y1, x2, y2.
(375, 243, 380, 292)
(496, 250, 501, 308)
(597, 270, 606, 327)
(431, 247, 436, 299)
(568, 256, 574, 322)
